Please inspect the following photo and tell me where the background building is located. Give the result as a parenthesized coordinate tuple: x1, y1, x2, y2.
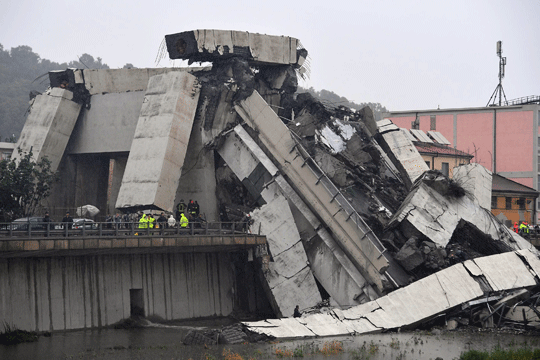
(386, 104, 540, 220)
(491, 173, 539, 227)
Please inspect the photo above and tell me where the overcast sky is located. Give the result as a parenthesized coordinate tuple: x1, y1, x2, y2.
(1, 0, 538, 111)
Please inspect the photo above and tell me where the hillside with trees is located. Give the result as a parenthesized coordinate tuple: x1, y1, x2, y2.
(298, 86, 388, 120)
(0, 44, 111, 141)
(0, 44, 388, 141)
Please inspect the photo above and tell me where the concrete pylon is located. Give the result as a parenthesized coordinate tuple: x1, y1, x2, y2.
(13, 88, 82, 171)
(116, 71, 200, 211)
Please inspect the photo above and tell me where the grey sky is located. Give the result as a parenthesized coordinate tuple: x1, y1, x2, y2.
(1, 0, 538, 111)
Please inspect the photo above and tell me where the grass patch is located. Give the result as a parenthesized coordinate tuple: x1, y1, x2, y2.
(460, 346, 540, 360)
(0, 322, 39, 345)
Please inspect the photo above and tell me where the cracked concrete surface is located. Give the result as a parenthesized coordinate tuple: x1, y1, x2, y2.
(244, 249, 540, 338)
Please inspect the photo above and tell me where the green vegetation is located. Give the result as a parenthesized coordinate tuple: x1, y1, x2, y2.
(0, 44, 114, 141)
(298, 86, 388, 120)
(460, 347, 540, 360)
(0, 148, 58, 221)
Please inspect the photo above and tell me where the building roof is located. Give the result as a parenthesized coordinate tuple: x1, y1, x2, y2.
(415, 142, 474, 158)
(492, 173, 540, 197)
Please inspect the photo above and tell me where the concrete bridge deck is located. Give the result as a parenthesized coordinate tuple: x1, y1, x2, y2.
(0, 222, 266, 258)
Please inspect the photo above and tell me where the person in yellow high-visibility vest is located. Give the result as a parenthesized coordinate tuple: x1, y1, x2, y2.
(148, 214, 155, 229)
(180, 213, 189, 228)
(138, 213, 148, 229)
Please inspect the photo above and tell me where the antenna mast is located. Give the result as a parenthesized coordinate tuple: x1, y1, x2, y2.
(487, 41, 508, 107)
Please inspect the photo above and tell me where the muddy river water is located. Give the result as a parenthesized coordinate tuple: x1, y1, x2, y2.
(1, 320, 540, 360)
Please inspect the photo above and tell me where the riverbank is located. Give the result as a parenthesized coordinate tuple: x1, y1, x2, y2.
(2, 320, 540, 360)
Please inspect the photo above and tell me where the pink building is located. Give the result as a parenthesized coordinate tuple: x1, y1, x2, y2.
(385, 104, 540, 220)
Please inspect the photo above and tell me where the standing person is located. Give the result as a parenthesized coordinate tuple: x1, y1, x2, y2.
(157, 212, 167, 228)
(180, 213, 189, 228)
(187, 200, 197, 220)
(168, 214, 176, 228)
(148, 214, 155, 230)
(62, 211, 73, 229)
(176, 200, 187, 221)
(114, 212, 122, 229)
(123, 212, 130, 229)
(130, 212, 139, 231)
(514, 222, 519, 233)
(194, 201, 200, 217)
(138, 212, 148, 234)
(43, 211, 52, 236)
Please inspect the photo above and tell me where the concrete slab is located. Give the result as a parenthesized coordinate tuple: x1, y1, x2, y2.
(67, 92, 144, 154)
(219, 125, 379, 307)
(453, 163, 492, 211)
(391, 181, 539, 253)
(165, 30, 304, 67)
(116, 71, 200, 211)
(245, 251, 533, 338)
(14, 89, 82, 171)
(235, 91, 391, 293)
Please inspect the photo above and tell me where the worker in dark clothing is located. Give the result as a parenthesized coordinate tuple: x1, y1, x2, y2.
(194, 201, 200, 217)
(43, 211, 52, 236)
(241, 214, 253, 233)
(62, 211, 73, 229)
(293, 305, 302, 318)
(62, 211, 73, 237)
(157, 212, 167, 234)
(176, 200, 186, 220)
(187, 200, 197, 220)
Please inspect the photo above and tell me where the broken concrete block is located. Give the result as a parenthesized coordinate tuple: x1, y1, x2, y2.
(394, 237, 424, 272)
(235, 91, 391, 293)
(14, 88, 82, 171)
(251, 196, 322, 318)
(218, 125, 380, 306)
(165, 30, 305, 67)
(390, 179, 538, 255)
(453, 163, 492, 211)
(374, 119, 429, 189)
(244, 249, 540, 338)
(116, 71, 200, 211)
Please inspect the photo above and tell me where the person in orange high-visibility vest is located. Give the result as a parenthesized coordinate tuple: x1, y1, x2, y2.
(514, 222, 518, 233)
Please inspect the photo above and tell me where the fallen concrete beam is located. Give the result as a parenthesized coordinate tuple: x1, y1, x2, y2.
(165, 30, 307, 67)
(115, 71, 200, 211)
(389, 176, 537, 254)
(453, 163, 492, 211)
(13, 88, 82, 171)
(243, 249, 540, 338)
(251, 196, 322, 317)
(217, 127, 322, 316)
(235, 91, 394, 293)
(218, 125, 380, 307)
(368, 119, 429, 189)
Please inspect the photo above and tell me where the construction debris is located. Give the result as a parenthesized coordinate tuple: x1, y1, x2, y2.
(13, 29, 540, 336)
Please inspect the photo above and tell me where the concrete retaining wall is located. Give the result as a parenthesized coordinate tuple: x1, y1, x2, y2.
(0, 252, 235, 332)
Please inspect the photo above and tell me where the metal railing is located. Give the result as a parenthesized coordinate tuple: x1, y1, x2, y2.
(0, 221, 254, 239)
(504, 95, 540, 106)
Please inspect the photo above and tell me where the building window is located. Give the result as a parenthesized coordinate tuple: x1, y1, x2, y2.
(491, 196, 498, 209)
(425, 161, 430, 169)
(430, 115, 436, 130)
(516, 198, 526, 210)
(506, 197, 512, 210)
(441, 162, 449, 177)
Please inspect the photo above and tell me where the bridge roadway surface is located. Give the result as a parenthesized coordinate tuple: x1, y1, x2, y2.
(0, 222, 267, 258)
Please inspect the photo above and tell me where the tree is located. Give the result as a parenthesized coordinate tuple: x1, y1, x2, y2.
(0, 149, 58, 221)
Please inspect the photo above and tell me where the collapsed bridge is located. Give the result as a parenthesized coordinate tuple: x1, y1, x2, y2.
(7, 29, 539, 333)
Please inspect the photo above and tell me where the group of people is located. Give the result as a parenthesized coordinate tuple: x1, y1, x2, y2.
(513, 221, 539, 236)
(175, 199, 206, 228)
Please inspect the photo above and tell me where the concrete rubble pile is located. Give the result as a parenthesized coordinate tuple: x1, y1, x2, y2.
(12, 29, 540, 337)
